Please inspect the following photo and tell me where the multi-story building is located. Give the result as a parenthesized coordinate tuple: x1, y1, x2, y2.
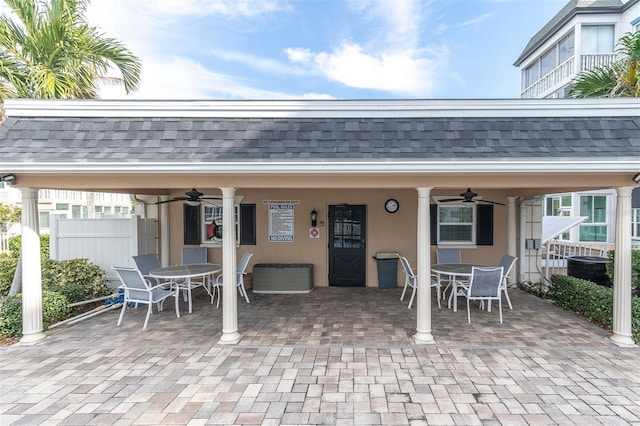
(0, 181, 133, 234)
(515, 0, 640, 99)
(515, 0, 640, 247)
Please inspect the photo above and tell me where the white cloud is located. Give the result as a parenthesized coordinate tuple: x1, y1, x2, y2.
(281, 0, 449, 97)
(458, 13, 494, 28)
(286, 43, 443, 97)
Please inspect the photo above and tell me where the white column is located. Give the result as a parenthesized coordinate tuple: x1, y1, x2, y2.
(218, 187, 241, 344)
(507, 197, 518, 282)
(611, 186, 635, 347)
(160, 196, 170, 267)
(20, 188, 46, 344)
(414, 187, 435, 344)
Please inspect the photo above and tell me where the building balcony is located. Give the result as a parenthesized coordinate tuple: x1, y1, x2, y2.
(521, 53, 617, 98)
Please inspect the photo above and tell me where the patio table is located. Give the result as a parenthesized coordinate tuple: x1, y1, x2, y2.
(150, 263, 221, 314)
(431, 263, 487, 312)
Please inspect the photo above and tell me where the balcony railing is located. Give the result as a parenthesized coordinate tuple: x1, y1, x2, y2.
(521, 57, 574, 98)
(580, 53, 617, 71)
(540, 240, 614, 282)
(521, 53, 618, 98)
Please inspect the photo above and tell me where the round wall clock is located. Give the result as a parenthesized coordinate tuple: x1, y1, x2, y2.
(384, 198, 399, 213)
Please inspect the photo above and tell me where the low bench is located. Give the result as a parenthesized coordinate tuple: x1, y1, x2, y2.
(252, 263, 314, 294)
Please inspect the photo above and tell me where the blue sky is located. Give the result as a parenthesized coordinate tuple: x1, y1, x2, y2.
(86, 0, 568, 100)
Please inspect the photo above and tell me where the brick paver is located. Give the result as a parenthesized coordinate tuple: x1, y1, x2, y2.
(1, 287, 638, 425)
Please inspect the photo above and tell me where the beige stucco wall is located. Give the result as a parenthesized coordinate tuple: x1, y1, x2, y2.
(164, 188, 509, 288)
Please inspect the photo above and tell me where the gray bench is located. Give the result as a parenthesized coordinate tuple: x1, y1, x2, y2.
(252, 263, 314, 294)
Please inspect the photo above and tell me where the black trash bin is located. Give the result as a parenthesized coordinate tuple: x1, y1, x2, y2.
(374, 252, 398, 289)
(567, 256, 611, 287)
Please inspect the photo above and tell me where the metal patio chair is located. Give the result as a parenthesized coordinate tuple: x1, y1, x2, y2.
(399, 255, 441, 309)
(463, 266, 504, 323)
(113, 266, 179, 330)
(214, 251, 253, 307)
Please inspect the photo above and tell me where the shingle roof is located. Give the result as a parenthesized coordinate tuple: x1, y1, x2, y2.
(513, 0, 639, 66)
(1, 115, 639, 163)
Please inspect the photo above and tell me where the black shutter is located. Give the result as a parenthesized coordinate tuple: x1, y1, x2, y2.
(183, 204, 200, 245)
(430, 204, 437, 245)
(240, 204, 256, 245)
(476, 204, 494, 246)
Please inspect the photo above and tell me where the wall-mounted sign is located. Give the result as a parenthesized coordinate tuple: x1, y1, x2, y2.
(268, 203, 294, 242)
(262, 200, 300, 204)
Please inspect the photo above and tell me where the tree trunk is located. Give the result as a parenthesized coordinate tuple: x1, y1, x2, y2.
(8, 252, 22, 296)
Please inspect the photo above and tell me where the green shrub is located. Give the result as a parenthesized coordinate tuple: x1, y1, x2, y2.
(0, 291, 71, 337)
(7, 234, 50, 260)
(42, 290, 70, 326)
(0, 253, 18, 295)
(0, 294, 22, 337)
(549, 274, 639, 343)
(606, 249, 640, 297)
(42, 258, 110, 314)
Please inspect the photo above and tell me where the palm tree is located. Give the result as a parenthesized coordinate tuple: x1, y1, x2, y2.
(0, 0, 141, 99)
(569, 30, 640, 98)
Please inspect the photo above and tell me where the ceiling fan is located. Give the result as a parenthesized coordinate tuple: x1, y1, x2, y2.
(155, 188, 221, 206)
(439, 188, 505, 206)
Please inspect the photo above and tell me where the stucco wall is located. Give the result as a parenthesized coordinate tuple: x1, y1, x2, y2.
(165, 188, 510, 288)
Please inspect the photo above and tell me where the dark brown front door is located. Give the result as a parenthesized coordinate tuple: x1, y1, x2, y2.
(328, 205, 366, 287)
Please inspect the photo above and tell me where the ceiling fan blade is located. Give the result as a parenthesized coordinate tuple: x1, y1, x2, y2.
(479, 199, 505, 206)
(439, 198, 464, 202)
(154, 196, 188, 205)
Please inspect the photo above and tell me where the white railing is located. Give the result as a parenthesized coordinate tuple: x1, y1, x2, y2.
(38, 189, 86, 203)
(540, 240, 614, 282)
(0, 232, 13, 252)
(521, 57, 574, 98)
(580, 53, 617, 71)
(521, 53, 619, 98)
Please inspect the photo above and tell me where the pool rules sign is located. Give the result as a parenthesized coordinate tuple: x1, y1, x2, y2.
(268, 203, 294, 242)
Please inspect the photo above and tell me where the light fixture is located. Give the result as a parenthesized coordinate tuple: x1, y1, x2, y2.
(0, 173, 16, 185)
(633, 173, 640, 183)
(311, 209, 318, 227)
(185, 200, 201, 207)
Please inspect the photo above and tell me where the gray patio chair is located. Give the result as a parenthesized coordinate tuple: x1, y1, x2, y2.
(113, 266, 179, 330)
(463, 266, 504, 323)
(132, 253, 175, 288)
(497, 254, 518, 310)
(214, 251, 253, 307)
(399, 255, 441, 309)
(436, 247, 464, 300)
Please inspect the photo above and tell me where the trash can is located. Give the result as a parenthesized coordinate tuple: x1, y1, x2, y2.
(374, 252, 398, 289)
(567, 256, 611, 287)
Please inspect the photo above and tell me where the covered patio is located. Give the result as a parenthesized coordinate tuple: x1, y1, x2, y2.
(1, 97, 638, 348)
(3, 287, 639, 425)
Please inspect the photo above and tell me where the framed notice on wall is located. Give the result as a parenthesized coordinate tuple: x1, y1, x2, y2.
(268, 203, 294, 242)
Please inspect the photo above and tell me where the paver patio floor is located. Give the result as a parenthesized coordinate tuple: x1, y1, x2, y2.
(1, 287, 639, 425)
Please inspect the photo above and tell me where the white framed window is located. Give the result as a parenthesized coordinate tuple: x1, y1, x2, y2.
(579, 194, 608, 242)
(632, 208, 640, 245)
(199, 197, 242, 247)
(437, 203, 476, 246)
(545, 194, 573, 240)
(522, 30, 574, 90)
(581, 25, 615, 54)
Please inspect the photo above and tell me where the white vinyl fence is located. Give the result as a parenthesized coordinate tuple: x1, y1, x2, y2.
(49, 215, 158, 285)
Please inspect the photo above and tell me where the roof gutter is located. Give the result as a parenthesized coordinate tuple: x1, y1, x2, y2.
(2, 160, 639, 174)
